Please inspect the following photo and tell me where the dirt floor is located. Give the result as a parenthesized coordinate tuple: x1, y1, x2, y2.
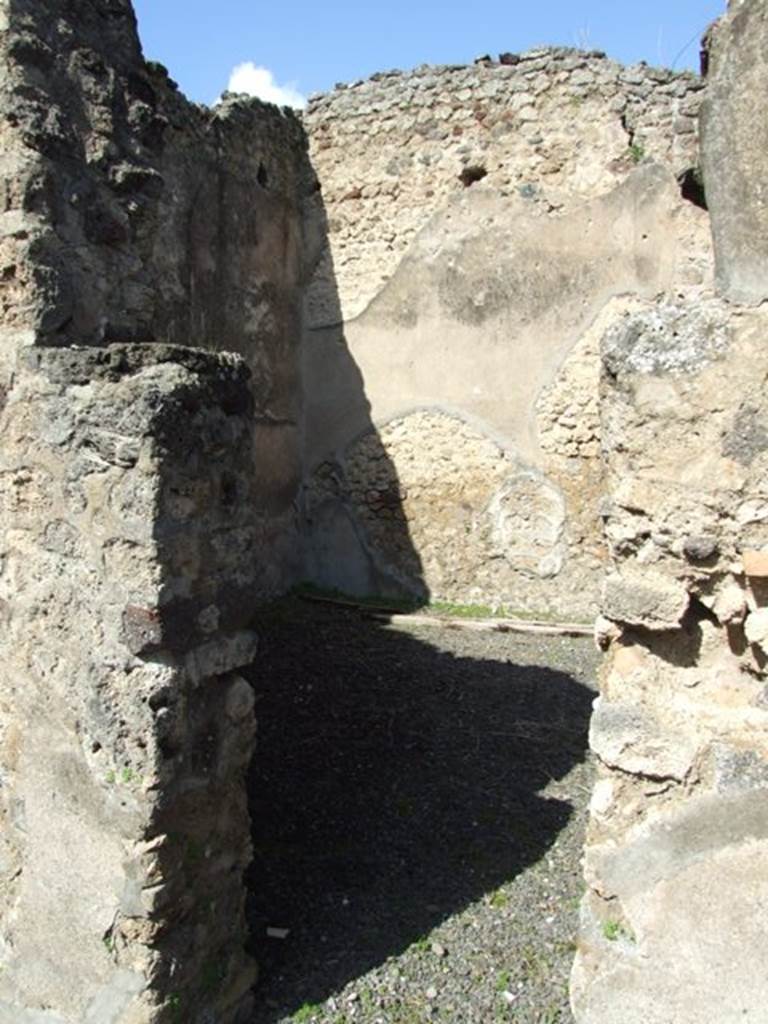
(242, 600, 599, 1024)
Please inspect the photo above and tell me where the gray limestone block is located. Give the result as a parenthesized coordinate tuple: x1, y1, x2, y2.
(710, 742, 768, 793)
(602, 300, 730, 380)
(589, 697, 698, 782)
(574, 791, 768, 1023)
(602, 567, 689, 629)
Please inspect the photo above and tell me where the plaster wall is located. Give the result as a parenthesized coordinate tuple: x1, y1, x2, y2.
(302, 54, 712, 615)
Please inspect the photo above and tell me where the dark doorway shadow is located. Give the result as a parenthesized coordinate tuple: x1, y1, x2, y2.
(242, 601, 595, 1021)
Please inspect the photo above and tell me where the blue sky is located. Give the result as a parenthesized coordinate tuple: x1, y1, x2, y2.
(132, 0, 726, 107)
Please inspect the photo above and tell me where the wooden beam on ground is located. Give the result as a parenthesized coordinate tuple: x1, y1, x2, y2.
(367, 612, 593, 638)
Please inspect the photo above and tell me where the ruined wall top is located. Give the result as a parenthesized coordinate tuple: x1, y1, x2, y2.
(6, 0, 143, 70)
(307, 47, 702, 117)
(303, 48, 705, 323)
(0, 0, 313, 354)
(0, 0, 315, 596)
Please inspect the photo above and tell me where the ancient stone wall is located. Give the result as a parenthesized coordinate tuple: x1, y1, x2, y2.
(4, 1, 765, 1019)
(700, 0, 768, 305)
(3, 0, 309, 353)
(0, 346, 259, 1023)
(305, 51, 704, 325)
(573, 4, 768, 1019)
(301, 53, 712, 616)
(2, 0, 314, 591)
(0, 1, 314, 1019)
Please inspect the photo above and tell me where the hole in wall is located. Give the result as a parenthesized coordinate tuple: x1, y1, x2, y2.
(257, 162, 269, 188)
(458, 165, 488, 188)
(678, 167, 707, 210)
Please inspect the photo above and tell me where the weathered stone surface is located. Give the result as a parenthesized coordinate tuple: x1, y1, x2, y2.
(574, 792, 768, 1024)
(306, 409, 570, 611)
(0, 348, 260, 1022)
(700, 0, 768, 304)
(2, 1, 762, 1021)
(0, 0, 312, 1015)
(602, 299, 730, 378)
(744, 609, 768, 650)
(4, 0, 310, 357)
(709, 582, 747, 625)
(300, 48, 711, 615)
(1, 0, 312, 593)
(602, 568, 689, 629)
(682, 534, 718, 561)
(589, 697, 697, 781)
(575, 281, 768, 1015)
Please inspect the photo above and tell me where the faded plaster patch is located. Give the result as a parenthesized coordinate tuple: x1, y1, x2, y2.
(487, 468, 566, 578)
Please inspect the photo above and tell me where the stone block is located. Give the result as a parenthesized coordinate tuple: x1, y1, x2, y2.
(744, 608, 768, 650)
(711, 582, 747, 625)
(602, 567, 689, 630)
(700, 1, 768, 304)
(574, 791, 768, 1023)
(589, 697, 697, 782)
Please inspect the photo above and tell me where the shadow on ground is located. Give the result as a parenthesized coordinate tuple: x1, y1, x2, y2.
(242, 601, 594, 1022)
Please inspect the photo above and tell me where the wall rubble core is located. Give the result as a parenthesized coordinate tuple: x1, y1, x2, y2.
(0, 0, 312, 594)
(573, 3, 768, 1020)
(304, 50, 705, 324)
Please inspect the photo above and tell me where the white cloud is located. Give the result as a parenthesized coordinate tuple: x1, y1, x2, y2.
(224, 62, 306, 109)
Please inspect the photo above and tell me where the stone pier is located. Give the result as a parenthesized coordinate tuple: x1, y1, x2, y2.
(573, 3, 768, 1020)
(0, 346, 259, 1022)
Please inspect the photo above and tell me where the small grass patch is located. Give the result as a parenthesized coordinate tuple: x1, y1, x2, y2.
(538, 1008, 564, 1023)
(419, 599, 590, 625)
(292, 1003, 322, 1023)
(428, 600, 499, 619)
(602, 920, 635, 943)
(628, 142, 645, 163)
(273, 583, 593, 626)
(489, 889, 509, 909)
(516, 943, 551, 983)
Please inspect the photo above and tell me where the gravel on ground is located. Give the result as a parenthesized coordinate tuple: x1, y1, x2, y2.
(243, 599, 600, 1024)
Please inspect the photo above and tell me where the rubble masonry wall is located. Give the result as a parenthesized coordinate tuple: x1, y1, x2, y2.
(0, 1, 312, 1019)
(573, 3, 768, 1020)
